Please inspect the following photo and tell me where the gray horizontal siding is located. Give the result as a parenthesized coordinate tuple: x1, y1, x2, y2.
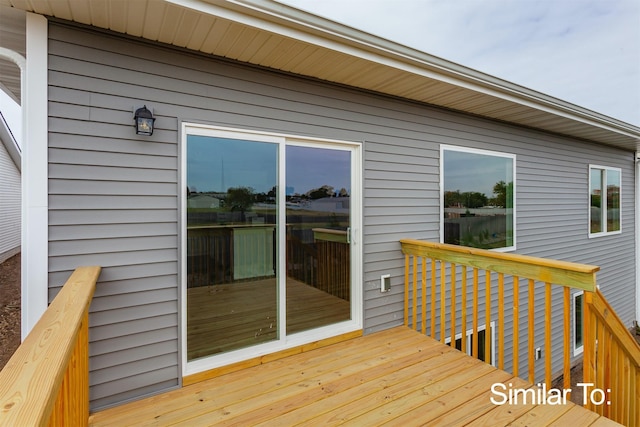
(0, 138, 20, 262)
(48, 21, 636, 408)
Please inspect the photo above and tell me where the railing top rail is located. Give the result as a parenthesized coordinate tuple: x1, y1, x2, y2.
(400, 239, 598, 291)
(0, 266, 101, 426)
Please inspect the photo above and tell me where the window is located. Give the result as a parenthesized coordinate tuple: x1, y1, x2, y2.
(573, 291, 584, 355)
(446, 322, 496, 366)
(589, 165, 621, 236)
(441, 146, 516, 251)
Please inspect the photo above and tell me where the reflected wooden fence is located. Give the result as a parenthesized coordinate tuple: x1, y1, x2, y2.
(187, 226, 233, 286)
(286, 229, 317, 285)
(400, 239, 640, 426)
(0, 266, 101, 427)
(188, 225, 350, 301)
(313, 228, 350, 301)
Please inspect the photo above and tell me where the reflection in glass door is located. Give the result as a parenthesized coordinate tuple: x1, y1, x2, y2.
(185, 128, 359, 367)
(186, 136, 278, 361)
(285, 145, 352, 334)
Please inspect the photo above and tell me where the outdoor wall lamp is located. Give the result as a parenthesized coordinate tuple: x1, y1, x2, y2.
(134, 105, 155, 136)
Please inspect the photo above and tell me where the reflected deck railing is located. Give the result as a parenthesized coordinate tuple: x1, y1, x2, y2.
(401, 239, 640, 426)
(0, 266, 101, 427)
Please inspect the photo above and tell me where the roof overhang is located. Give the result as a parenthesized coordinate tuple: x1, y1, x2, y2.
(0, 5, 25, 104)
(1, 0, 639, 150)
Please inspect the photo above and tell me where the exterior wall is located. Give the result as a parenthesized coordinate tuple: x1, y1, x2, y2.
(48, 22, 636, 409)
(0, 136, 20, 262)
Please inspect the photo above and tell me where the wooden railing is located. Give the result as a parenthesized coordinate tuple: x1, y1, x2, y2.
(0, 266, 101, 426)
(584, 289, 640, 426)
(400, 239, 640, 426)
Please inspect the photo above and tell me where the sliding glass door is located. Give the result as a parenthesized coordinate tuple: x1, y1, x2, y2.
(285, 145, 352, 334)
(184, 126, 360, 368)
(186, 135, 279, 360)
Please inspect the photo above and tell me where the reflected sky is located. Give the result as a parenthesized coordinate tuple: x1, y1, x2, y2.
(187, 136, 351, 195)
(188, 136, 277, 193)
(444, 149, 513, 197)
(286, 145, 350, 196)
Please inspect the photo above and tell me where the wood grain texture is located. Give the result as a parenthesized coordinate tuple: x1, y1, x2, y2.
(400, 239, 599, 291)
(89, 327, 619, 426)
(0, 266, 101, 426)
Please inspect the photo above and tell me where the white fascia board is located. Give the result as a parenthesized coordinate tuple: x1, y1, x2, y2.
(168, 0, 640, 141)
(21, 12, 48, 340)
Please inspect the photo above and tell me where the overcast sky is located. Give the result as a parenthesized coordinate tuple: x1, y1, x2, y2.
(280, 0, 640, 127)
(0, 89, 20, 145)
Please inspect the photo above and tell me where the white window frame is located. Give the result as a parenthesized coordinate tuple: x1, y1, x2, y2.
(180, 123, 363, 376)
(588, 165, 622, 238)
(440, 145, 516, 252)
(573, 291, 584, 356)
(445, 322, 496, 367)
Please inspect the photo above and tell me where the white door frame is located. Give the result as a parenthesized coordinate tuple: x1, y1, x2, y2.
(180, 123, 363, 377)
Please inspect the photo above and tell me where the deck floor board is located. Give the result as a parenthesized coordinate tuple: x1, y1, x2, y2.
(89, 327, 620, 426)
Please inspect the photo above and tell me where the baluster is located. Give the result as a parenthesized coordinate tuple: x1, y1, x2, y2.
(461, 267, 467, 355)
(563, 286, 571, 396)
(431, 259, 436, 339)
(545, 282, 552, 388)
(498, 272, 504, 370)
(440, 260, 446, 343)
(485, 270, 491, 365)
(472, 268, 479, 359)
(451, 263, 456, 348)
(596, 319, 605, 415)
(603, 329, 612, 419)
(528, 279, 535, 383)
(513, 276, 519, 377)
(611, 340, 619, 421)
(412, 255, 418, 330)
(421, 257, 426, 335)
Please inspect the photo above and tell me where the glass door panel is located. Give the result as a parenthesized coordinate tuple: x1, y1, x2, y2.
(186, 136, 278, 361)
(285, 145, 352, 334)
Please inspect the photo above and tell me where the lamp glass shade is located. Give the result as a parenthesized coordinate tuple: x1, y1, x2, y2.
(136, 117, 154, 135)
(134, 105, 155, 136)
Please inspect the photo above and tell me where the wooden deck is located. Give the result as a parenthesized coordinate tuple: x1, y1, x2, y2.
(89, 327, 619, 426)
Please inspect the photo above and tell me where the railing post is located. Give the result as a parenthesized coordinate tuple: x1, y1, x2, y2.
(404, 254, 409, 327)
(0, 266, 100, 427)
